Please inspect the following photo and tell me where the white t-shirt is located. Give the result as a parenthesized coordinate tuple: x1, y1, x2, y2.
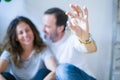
(45, 29, 95, 78)
(0, 48, 52, 80)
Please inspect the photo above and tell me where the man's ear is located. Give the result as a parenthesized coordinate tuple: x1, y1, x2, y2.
(57, 26, 64, 33)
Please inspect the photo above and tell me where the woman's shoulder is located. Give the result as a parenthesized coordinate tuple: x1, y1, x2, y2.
(40, 47, 54, 61)
(0, 50, 11, 62)
(1, 50, 10, 56)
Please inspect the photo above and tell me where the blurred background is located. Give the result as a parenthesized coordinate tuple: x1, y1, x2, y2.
(0, 0, 120, 80)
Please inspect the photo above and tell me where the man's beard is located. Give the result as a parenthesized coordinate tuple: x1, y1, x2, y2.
(44, 32, 58, 42)
(44, 34, 51, 40)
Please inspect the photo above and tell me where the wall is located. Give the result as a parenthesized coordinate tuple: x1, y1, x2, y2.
(0, 0, 113, 80)
(0, 0, 26, 42)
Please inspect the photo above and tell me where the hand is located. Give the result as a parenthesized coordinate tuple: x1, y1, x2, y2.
(66, 4, 89, 41)
(43, 72, 56, 80)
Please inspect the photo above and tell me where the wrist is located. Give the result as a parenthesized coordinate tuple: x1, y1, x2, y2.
(79, 33, 93, 44)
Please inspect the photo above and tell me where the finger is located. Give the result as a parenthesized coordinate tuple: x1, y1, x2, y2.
(69, 4, 79, 15)
(76, 5, 83, 17)
(66, 11, 75, 18)
(86, 21, 89, 33)
(66, 10, 80, 19)
(83, 6, 88, 19)
(83, 6, 89, 32)
(70, 4, 83, 17)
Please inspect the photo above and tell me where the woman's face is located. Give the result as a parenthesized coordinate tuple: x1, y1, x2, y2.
(16, 21, 34, 47)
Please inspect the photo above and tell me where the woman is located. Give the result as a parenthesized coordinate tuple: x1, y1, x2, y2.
(0, 16, 56, 80)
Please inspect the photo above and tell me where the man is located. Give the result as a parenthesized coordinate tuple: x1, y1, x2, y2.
(42, 4, 97, 80)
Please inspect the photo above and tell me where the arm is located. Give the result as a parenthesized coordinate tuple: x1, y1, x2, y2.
(0, 50, 9, 73)
(0, 74, 6, 80)
(66, 4, 97, 53)
(0, 59, 8, 80)
(43, 72, 55, 80)
(0, 50, 10, 80)
(82, 40, 97, 53)
(0, 60, 8, 73)
(44, 57, 57, 80)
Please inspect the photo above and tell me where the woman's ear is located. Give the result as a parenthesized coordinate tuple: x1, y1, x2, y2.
(57, 26, 64, 33)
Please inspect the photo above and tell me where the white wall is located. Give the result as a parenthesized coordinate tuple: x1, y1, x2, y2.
(0, 0, 26, 42)
(0, 0, 113, 80)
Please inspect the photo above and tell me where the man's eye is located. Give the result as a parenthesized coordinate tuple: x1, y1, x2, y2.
(46, 25, 50, 28)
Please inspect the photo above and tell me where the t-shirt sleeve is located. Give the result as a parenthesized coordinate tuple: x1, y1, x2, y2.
(0, 50, 10, 62)
(41, 47, 53, 62)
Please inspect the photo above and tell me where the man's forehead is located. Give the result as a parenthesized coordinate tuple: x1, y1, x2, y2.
(43, 14, 56, 24)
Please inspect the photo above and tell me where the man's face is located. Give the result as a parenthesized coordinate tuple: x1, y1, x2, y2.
(42, 14, 59, 42)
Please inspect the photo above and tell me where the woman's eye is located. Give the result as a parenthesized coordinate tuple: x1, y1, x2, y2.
(19, 31, 23, 34)
(26, 29, 30, 32)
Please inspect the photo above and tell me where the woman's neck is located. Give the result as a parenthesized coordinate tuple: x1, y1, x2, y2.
(22, 44, 34, 60)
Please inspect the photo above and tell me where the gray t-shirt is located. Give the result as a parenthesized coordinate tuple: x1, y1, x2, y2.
(0, 48, 52, 80)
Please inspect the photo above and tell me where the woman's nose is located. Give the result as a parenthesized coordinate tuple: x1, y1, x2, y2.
(23, 32, 28, 37)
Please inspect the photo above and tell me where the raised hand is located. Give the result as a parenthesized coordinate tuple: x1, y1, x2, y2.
(66, 4, 89, 41)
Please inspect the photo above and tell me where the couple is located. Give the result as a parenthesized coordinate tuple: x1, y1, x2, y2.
(0, 4, 97, 80)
